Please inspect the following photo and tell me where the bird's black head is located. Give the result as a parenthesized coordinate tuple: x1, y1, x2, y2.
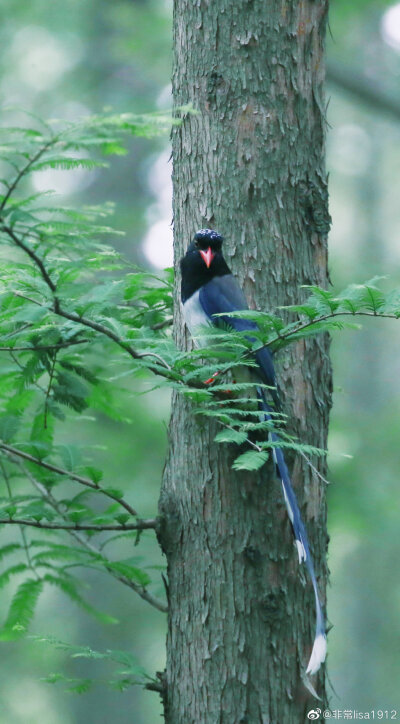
(193, 228, 224, 253)
(180, 228, 230, 302)
(186, 229, 224, 269)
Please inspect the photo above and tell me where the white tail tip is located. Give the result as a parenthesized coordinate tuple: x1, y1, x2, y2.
(306, 633, 327, 675)
(295, 539, 307, 564)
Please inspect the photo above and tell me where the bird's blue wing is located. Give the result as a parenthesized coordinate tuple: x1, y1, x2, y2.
(199, 274, 250, 326)
(199, 275, 277, 397)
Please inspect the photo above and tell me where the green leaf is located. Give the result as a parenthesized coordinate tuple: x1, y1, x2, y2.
(43, 575, 118, 625)
(0, 578, 44, 639)
(0, 564, 28, 590)
(31, 634, 150, 692)
(31, 543, 93, 565)
(41, 672, 65, 685)
(30, 410, 54, 459)
(31, 158, 107, 172)
(56, 444, 82, 472)
(214, 429, 248, 445)
(0, 414, 20, 442)
(114, 514, 130, 525)
(67, 678, 93, 694)
(83, 466, 103, 484)
(0, 543, 22, 562)
(232, 450, 269, 472)
(103, 560, 150, 587)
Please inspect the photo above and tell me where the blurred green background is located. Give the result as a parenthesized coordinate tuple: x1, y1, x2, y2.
(0, 0, 399, 721)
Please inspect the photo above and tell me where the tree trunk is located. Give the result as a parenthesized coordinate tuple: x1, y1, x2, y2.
(159, 1, 332, 721)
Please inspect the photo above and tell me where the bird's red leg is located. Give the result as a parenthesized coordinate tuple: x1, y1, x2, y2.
(204, 371, 220, 385)
(203, 371, 236, 396)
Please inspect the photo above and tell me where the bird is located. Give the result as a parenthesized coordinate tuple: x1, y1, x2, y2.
(180, 227, 326, 676)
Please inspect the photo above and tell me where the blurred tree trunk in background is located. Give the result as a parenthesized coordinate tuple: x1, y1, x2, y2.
(159, 1, 332, 721)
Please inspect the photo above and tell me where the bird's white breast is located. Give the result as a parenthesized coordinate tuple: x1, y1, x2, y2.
(182, 290, 210, 348)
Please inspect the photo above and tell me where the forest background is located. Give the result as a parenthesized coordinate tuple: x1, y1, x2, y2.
(0, 0, 399, 721)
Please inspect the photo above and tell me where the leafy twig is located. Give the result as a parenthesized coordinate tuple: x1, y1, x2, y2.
(16, 461, 166, 613)
(0, 518, 157, 532)
(298, 449, 331, 486)
(0, 136, 57, 213)
(50, 307, 176, 376)
(1, 223, 57, 293)
(44, 352, 57, 429)
(0, 441, 139, 518)
(215, 308, 400, 384)
(2, 222, 177, 379)
(0, 459, 40, 581)
(0, 340, 87, 352)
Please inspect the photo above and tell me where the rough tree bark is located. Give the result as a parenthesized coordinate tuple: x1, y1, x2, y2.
(159, 1, 332, 722)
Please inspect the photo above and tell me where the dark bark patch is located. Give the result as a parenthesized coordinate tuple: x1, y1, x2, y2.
(260, 590, 286, 624)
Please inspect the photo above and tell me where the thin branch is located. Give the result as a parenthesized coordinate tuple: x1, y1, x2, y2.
(150, 318, 173, 331)
(4, 323, 33, 339)
(0, 340, 87, 352)
(298, 449, 331, 487)
(16, 461, 167, 613)
(0, 459, 40, 580)
(0, 518, 157, 532)
(327, 60, 400, 123)
(1, 223, 57, 292)
(44, 352, 57, 429)
(20, 525, 41, 580)
(13, 291, 45, 307)
(9, 350, 47, 395)
(0, 137, 56, 213)
(0, 441, 139, 518)
(145, 682, 164, 694)
(216, 308, 400, 382)
(1, 225, 178, 381)
(54, 307, 175, 376)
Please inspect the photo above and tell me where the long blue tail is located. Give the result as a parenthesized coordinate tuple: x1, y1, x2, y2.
(257, 388, 326, 675)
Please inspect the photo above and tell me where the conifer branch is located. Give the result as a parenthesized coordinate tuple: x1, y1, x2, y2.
(1, 224, 178, 382)
(0, 441, 139, 518)
(0, 518, 157, 532)
(1, 222, 57, 293)
(15, 461, 167, 613)
(0, 137, 57, 213)
(0, 340, 87, 352)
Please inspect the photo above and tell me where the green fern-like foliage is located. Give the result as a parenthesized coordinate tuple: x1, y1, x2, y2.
(0, 111, 177, 650)
(0, 110, 400, 691)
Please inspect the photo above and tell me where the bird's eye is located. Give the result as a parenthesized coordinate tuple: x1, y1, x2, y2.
(194, 240, 199, 248)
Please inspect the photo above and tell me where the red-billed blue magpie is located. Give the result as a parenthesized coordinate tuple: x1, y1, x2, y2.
(180, 228, 326, 676)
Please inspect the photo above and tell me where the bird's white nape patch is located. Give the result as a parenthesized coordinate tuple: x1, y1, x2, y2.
(182, 291, 210, 348)
(306, 633, 327, 675)
(295, 539, 307, 564)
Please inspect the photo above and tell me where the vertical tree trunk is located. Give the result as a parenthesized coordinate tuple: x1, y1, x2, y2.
(159, 1, 332, 721)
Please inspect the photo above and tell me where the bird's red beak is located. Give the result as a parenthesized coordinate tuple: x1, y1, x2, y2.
(199, 247, 214, 268)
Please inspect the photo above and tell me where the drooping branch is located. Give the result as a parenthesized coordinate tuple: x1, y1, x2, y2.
(1, 223, 57, 293)
(14, 460, 167, 613)
(0, 459, 40, 581)
(0, 441, 139, 518)
(327, 60, 400, 122)
(0, 223, 179, 382)
(54, 307, 175, 373)
(216, 308, 400, 383)
(0, 137, 57, 213)
(0, 340, 87, 352)
(0, 518, 157, 532)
